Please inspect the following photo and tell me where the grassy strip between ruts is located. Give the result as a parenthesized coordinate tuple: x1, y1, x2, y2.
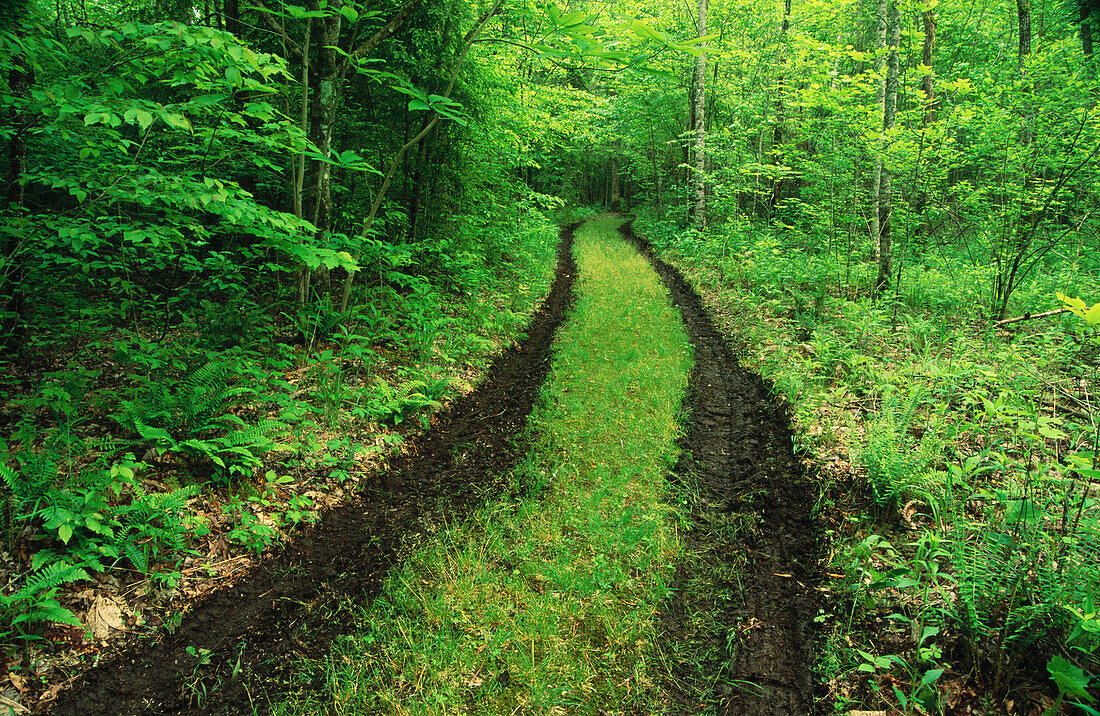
(272, 217, 692, 715)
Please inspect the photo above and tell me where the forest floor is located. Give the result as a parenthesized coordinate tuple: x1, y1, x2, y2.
(623, 221, 821, 715)
(37, 219, 821, 715)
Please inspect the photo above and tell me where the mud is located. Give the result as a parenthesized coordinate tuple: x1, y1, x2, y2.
(621, 221, 821, 715)
(45, 225, 578, 716)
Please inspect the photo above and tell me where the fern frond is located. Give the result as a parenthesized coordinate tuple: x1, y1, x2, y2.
(14, 561, 89, 601)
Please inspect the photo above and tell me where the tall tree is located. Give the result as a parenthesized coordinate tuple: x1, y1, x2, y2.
(692, 0, 707, 229)
(876, 0, 899, 291)
(869, 0, 888, 256)
(768, 0, 793, 215)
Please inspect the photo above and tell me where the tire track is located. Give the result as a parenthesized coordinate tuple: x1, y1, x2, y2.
(621, 220, 821, 715)
(47, 225, 579, 716)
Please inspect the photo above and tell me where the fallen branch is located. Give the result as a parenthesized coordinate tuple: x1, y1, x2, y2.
(993, 307, 1069, 327)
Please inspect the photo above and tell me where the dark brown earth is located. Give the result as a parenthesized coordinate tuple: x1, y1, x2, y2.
(621, 221, 822, 716)
(44, 225, 578, 716)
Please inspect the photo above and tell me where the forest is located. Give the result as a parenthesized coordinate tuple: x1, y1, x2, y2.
(1, 0, 1099, 712)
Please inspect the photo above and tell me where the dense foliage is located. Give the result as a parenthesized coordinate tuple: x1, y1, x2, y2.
(1, 0, 1099, 711)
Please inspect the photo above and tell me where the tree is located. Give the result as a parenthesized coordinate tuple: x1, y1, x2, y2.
(876, 0, 899, 292)
(692, 0, 708, 229)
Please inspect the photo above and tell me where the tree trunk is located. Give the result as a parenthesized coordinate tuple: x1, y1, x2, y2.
(307, 0, 342, 238)
(223, 0, 241, 37)
(1083, 3, 1094, 58)
(768, 0, 792, 215)
(869, 0, 888, 253)
(692, 0, 708, 230)
(1017, 0, 1032, 66)
(2, 46, 33, 347)
(915, 6, 937, 250)
(5, 55, 31, 210)
(877, 0, 900, 292)
(921, 9, 937, 124)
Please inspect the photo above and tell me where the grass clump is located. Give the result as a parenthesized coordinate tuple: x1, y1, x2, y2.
(275, 217, 692, 715)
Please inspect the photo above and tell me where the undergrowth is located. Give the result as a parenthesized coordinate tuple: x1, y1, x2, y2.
(636, 209, 1100, 714)
(0, 207, 559, 651)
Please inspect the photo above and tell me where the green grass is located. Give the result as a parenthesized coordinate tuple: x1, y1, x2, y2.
(274, 217, 692, 715)
(636, 213, 1100, 714)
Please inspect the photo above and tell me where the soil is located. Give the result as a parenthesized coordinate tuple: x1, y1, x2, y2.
(43, 225, 578, 716)
(621, 220, 822, 715)
(41, 218, 821, 715)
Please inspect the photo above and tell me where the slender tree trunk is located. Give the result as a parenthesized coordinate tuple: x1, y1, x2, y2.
(5, 56, 31, 210)
(768, 0, 793, 215)
(692, 0, 708, 229)
(1017, 0, 1032, 66)
(2, 46, 33, 347)
(869, 0, 888, 253)
(293, 19, 312, 306)
(1083, 3, 1094, 58)
(307, 0, 342, 238)
(608, 139, 622, 211)
(915, 7, 937, 250)
(921, 10, 937, 124)
(877, 0, 900, 292)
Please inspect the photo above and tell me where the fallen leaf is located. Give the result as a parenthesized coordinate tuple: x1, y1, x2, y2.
(0, 691, 29, 714)
(89, 595, 125, 640)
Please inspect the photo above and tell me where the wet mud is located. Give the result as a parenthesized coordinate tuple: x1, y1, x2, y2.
(621, 221, 821, 716)
(46, 226, 579, 716)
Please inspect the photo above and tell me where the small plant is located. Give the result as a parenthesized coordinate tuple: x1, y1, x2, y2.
(861, 386, 945, 510)
(224, 499, 279, 555)
(0, 561, 89, 645)
(1046, 655, 1099, 716)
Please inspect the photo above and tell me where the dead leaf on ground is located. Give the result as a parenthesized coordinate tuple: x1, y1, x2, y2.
(89, 595, 126, 640)
(0, 691, 29, 714)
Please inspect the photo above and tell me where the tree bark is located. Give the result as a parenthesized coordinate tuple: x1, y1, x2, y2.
(306, 0, 342, 237)
(915, 6, 937, 250)
(692, 0, 708, 230)
(869, 0, 888, 253)
(1017, 0, 1032, 66)
(223, 0, 241, 37)
(768, 0, 792, 215)
(2, 45, 33, 347)
(877, 0, 900, 292)
(921, 9, 937, 124)
(1083, 3, 1094, 58)
(5, 54, 32, 210)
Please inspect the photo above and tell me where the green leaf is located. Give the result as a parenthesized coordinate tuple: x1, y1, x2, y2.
(1085, 303, 1100, 326)
(919, 668, 944, 689)
(58, 524, 73, 545)
(630, 20, 667, 43)
(1049, 655, 1094, 701)
(408, 99, 429, 112)
(135, 109, 154, 130)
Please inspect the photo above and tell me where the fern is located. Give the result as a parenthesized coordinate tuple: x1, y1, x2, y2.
(861, 387, 944, 509)
(1, 561, 89, 639)
(116, 358, 256, 440)
(364, 377, 443, 426)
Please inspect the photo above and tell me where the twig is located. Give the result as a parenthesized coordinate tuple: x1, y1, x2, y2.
(993, 307, 1069, 327)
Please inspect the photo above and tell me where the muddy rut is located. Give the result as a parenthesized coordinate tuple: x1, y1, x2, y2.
(46, 219, 819, 715)
(622, 221, 821, 715)
(47, 226, 578, 716)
